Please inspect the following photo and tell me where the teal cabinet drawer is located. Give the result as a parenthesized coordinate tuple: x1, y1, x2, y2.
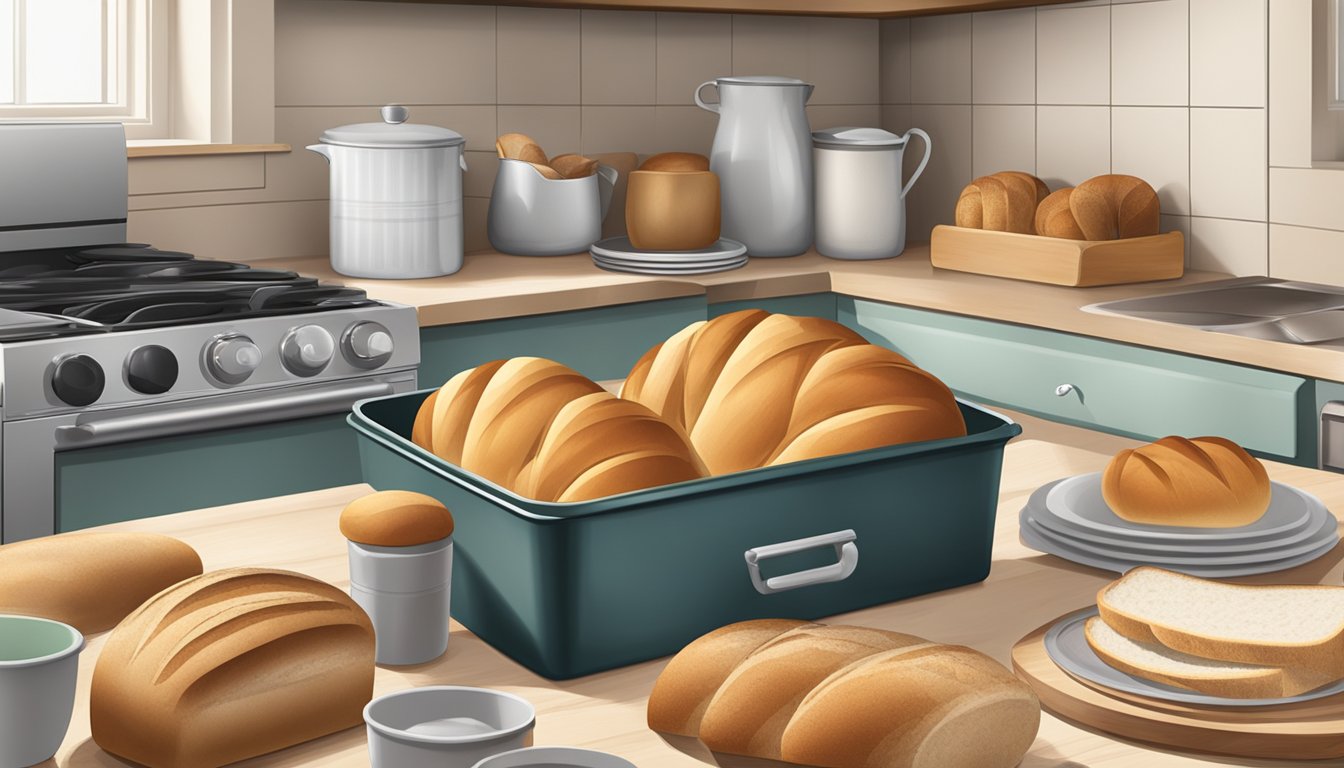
(709, 293, 838, 321)
(842, 299, 1310, 460)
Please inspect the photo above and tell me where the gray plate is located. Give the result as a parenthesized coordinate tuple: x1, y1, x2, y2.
(591, 257, 748, 276)
(1045, 473, 1316, 542)
(1044, 606, 1344, 707)
(1018, 518, 1339, 577)
(590, 236, 748, 262)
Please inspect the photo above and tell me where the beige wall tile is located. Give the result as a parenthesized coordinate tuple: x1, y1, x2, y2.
(1191, 0, 1266, 108)
(732, 14, 809, 81)
(1160, 213, 1192, 265)
(1270, 223, 1344, 285)
(906, 104, 972, 242)
(879, 19, 912, 105)
(1111, 0, 1188, 107)
(807, 17, 879, 105)
(1190, 217, 1267, 275)
(582, 11, 656, 105)
(582, 106, 659, 155)
(498, 106, 582, 157)
(129, 155, 264, 197)
(653, 105, 718, 155)
(275, 0, 495, 107)
(910, 15, 972, 104)
(655, 12, 732, 106)
(1190, 107, 1267, 221)
(1268, 166, 1344, 230)
(1036, 105, 1110, 187)
(1268, 0, 1313, 168)
(498, 6, 581, 105)
(463, 151, 500, 199)
(972, 8, 1036, 105)
(1111, 107, 1190, 215)
(882, 104, 914, 134)
(807, 105, 882, 133)
(129, 201, 329, 262)
(1036, 5, 1110, 105)
(465, 197, 491, 254)
(972, 105, 1035, 178)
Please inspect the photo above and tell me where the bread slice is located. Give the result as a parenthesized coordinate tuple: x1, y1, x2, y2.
(1097, 567, 1344, 680)
(1083, 617, 1331, 698)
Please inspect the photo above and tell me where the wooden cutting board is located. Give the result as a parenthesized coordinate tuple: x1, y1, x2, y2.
(1011, 616, 1344, 760)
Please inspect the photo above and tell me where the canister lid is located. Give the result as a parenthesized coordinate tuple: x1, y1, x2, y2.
(812, 126, 907, 149)
(716, 75, 811, 87)
(319, 105, 466, 149)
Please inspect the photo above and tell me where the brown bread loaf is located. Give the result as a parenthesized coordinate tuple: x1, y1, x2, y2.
(1069, 174, 1161, 241)
(339, 490, 455, 547)
(1034, 187, 1086, 239)
(90, 568, 376, 768)
(0, 532, 202, 634)
(640, 152, 711, 172)
(1102, 436, 1271, 527)
(954, 172, 1046, 234)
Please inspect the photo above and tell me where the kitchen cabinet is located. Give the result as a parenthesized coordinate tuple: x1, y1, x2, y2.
(842, 298, 1315, 464)
(357, 0, 1076, 17)
(708, 292, 838, 321)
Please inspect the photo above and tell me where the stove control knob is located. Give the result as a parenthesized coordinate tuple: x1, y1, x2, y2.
(126, 345, 178, 395)
(342, 321, 394, 369)
(207, 334, 262, 385)
(281, 325, 334, 377)
(52, 354, 105, 406)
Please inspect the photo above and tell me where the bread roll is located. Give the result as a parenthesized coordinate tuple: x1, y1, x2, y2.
(647, 619, 815, 737)
(1070, 174, 1161, 241)
(0, 532, 202, 634)
(411, 389, 438, 450)
(527, 161, 564, 180)
(339, 490, 455, 547)
(625, 168, 722, 251)
(1102, 436, 1271, 527)
(90, 568, 375, 768)
(426, 359, 508, 463)
(640, 152, 710, 172)
(954, 172, 1045, 234)
(495, 132, 548, 165)
(550, 153, 598, 179)
(698, 625, 928, 759)
(779, 643, 1040, 768)
(1034, 188, 1086, 239)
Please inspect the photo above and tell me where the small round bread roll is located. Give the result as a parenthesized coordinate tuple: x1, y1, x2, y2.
(1034, 188, 1085, 239)
(1102, 436, 1271, 528)
(1070, 174, 1161, 241)
(640, 152, 710, 172)
(495, 132, 548, 165)
(339, 490, 455, 547)
(954, 171, 1045, 234)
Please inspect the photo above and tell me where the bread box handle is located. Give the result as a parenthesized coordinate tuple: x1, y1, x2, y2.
(744, 529, 858, 595)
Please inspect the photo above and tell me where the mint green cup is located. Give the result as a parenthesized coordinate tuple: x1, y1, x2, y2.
(0, 615, 84, 767)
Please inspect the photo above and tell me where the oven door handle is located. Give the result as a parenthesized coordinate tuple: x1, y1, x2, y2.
(54, 381, 397, 449)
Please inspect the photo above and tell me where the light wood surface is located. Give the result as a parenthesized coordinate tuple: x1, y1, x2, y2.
(355, 0, 1078, 18)
(126, 143, 291, 159)
(930, 226, 1186, 287)
(271, 246, 1344, 383)
(44, 410, 1344, 767)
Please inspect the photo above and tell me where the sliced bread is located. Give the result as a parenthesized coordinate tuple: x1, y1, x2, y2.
(1096, 567, 1344, 678)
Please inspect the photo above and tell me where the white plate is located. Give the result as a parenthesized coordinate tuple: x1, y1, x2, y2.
(592, 257, 748, 276)
(1018, 519, 1338, 577)
(1044, 607, 1344, 707)
(1045, 473, 1316, 542)
(590, 236, 748, 262)
(593, 253, 747, 268)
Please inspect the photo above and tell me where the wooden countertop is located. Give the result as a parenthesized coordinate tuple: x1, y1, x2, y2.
(277, 247, 1344, 383)
(49, 411, 1344, 767)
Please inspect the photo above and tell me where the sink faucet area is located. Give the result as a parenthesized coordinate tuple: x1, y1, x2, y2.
(1086, 277, 1344, 347)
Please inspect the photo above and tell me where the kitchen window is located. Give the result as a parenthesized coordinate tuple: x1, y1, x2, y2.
(0, 0, 165, 138)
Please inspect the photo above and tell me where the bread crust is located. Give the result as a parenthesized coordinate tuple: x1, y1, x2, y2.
(1101, 436, 1271, 527)
(1070, 174, 1161, 241)
(339, 490, 455, 546)
(954, 172, 1046, 234)
(1034, 188, 1086, 239)
(639, 152, 711, 172)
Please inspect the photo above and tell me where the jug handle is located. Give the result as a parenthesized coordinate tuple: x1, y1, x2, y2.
(306, 144, 332, 163)
(596, 164, 619, 220)
(900, 128, 932, 199)
(694, 81, 721, 114)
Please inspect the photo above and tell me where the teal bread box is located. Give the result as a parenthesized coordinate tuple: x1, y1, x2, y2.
(349, 391, 1021, 679)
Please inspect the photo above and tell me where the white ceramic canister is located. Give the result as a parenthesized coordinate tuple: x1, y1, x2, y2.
(348, 536, 453, 666)
(487, 160, 619, 256)
(308, 105, 467, 279)
(812, 126, 932, 260)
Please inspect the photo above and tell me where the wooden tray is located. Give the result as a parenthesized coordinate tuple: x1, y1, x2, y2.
(930, 225, 1185, 287)
(1012, 614, 1344, 760)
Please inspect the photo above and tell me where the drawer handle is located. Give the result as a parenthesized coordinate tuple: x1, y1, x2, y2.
(744, 529, 858, 595)
(1055, 383, 1076, 397)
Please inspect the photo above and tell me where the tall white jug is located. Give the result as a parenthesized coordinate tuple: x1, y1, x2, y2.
(695, 76, 815, 257)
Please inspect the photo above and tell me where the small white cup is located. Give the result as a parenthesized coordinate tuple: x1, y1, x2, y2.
(364, 686, 536, 768)
(0, 614, 84, 768)
(348, 537, 452, 666)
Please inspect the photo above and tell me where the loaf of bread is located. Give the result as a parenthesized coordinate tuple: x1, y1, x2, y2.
(955, 171, 1048, 234)
(1034, 188, 1086, 239)
(339, 490, 455, 547)
(623, 311, 965, 476)
(648, 619, 1040, 768)
(1069, 174, 1160, 241)
(640, 152, 710, 172)
(1091, 567, 1344, 696)
(0, 532, 202, 634)
(90, 568, 376, 768)
(1102, 436, 1271, 527)
(413, 358, 706, 502)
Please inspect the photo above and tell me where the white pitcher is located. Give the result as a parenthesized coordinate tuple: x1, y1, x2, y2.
(695, 76, 815, 257)
(812, 126, 932, 260)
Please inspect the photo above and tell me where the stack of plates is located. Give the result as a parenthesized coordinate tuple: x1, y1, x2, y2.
(590, 236, 748, 275)
(1019, 472, 1339, 577)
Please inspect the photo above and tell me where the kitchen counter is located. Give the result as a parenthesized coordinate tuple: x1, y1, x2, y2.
(277, 246, 1344, 383)
(49, 410, 1344, 767)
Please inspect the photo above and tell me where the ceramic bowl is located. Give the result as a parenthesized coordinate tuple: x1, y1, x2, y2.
(472, 746, 638, 768)
(0, 614, 84, 768)
(364, 685, 536, 768)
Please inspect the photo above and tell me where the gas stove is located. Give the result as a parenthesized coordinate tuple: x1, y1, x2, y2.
(0, 122, 419, 542)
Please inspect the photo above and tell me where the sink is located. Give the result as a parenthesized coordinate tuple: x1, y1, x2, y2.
(1086, 277, 1344, 346)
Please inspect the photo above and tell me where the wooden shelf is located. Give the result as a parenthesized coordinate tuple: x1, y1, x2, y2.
(355, 0, 1076, 18)
(126, 143, 291, 159)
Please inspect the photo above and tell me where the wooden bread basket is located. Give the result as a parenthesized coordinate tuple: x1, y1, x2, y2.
(930, 225, 1185, 288)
